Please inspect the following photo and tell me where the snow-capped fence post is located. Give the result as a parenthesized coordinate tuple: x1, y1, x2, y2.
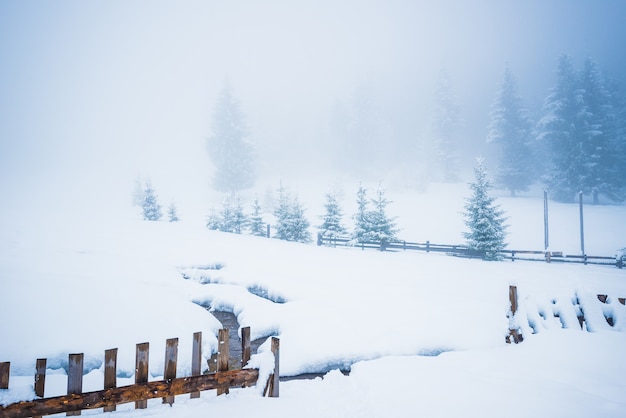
(0, 362, 9, 389)
(190, 332, 202, 399)
(135, 343, 149, 409)
(217, 329, 230, 395)
(33, 359, 46, 418)
(163, 338, 178, 405)
(67, 354, 84, 416)
(506, 285, 524, 344)
(103, 349, 117, 412)
(264, 337, 280, 398)
(241, 327, 251, 367)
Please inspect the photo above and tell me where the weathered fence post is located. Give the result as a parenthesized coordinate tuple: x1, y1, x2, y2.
(241, 326, 251, 368)
(506, 286, 523, 344)
(217, 329, 229, 395)
(67, 354, 83, 416)
(265, 337, 280, 398)
(426, 240, 430, 253)
(190, 332, 202, 399)
(33, 358, 47, 418)
(163, 338, 178, 405)
(0, 362, 9, 389)
(135, 343, 149, 409)
(104, 349, 117, 412)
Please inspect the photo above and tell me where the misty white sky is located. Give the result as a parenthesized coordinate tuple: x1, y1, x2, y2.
(1, 0, 625, 223)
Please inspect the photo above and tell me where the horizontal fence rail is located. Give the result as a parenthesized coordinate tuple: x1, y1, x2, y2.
(317, 234, 624, 268)
(0, 329, 279, 418)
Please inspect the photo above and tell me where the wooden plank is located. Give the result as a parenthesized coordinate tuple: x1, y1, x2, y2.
(34, 359, 47, 398)
(33, 359, 47, 418)
(509, 286, 518, 314)
(163, 338, 178, 405)
(597, 294, 608, 303)
(0, 369, 260, 418)
(103, 349, 117, 412)
(216, 329, 229, 395)
(241, 327, 251, 368)
(619, 297, 625, 305)
(135, 343, 149, 409)
(190, 332, 202, 399)
(66, 354, 83, 416)
(264, 337, 280, 398)
(0, 362, 9, 389)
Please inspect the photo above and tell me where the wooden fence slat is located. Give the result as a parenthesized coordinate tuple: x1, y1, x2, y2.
(216, 329, 229, 396)
(66, 354, 83, 416)
(33, 359, 47, 418)
(135, 343, 149, 409)
(34, 359, 46, 398)
(264, 337, 280, 398)
(0, 369, 261, 418)
(103, 349, 117, 412)
(0, 362, 10, 389)
(241, 327, 251, 367)
(163, 338, 178, 405)
(190, 332, 202, 399)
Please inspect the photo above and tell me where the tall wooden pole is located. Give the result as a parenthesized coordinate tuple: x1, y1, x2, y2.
(543, 189, 550, 251)
(579, 191, 585, 257)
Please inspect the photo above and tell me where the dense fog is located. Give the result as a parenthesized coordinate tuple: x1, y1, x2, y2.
(1, 0, 625, 221)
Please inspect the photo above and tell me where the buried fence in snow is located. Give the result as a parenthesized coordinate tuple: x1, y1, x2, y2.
(506, 285, 626, 344)
(0, 329, 279, 418)
(317, 234, 624, 268)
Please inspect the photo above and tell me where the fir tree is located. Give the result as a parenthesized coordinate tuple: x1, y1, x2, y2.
(206, 206, 222, 231)
(318, 193, 347, 240)
(537, 54, 582, 202)
(351, 184, 370, 244)
(248, 197, 267, 237)
(273, 182, 292, 241)
(367, 185, 398, 250)
(487, 66, 535, 196)
(273, 183, 311, 243)
(462, 158, 508, 260)
(167, 201, 180, 222)
(220, 194, 247, 234)
(142, 180, 162, 221)
(207, 85, 256, 192)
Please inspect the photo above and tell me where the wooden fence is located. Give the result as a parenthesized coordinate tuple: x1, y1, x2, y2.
(0, 329, 279, 418)
(317, 234, 624, 268)
(506, 285, 626, 344)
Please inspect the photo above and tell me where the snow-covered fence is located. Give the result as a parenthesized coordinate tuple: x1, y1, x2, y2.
(0, 330, 279, 418)
(507, 286, 626, 343)
(317, 234, 624, 267)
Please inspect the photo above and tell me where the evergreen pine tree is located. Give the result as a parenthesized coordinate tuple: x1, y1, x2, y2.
(579, 58, 624, 203)
(285, 197, 312, 244)
(487, 66, 535, 196)
(273, 182, 292, 241)
(462, 158, 508, 260)
(207, 85, 256, 192)
(132, 175, 144, 206)
(220, 194, 247, 234)
(206, 206, 222, 231)
(273, 183, 311, 243)
(167, 201, 180, 222)
(318, 193, 347, 241)
(248, 197, 267, 237)
(142, 180, 162, 221)
(367, 185, 399, 250)
(351, 184, 371, 244)
(537, 54, 582, 202)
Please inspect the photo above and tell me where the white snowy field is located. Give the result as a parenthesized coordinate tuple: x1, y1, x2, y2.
(1, 182, 626, 417)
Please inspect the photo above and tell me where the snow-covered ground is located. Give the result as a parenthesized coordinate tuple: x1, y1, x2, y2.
(1, 182, 625, 417)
